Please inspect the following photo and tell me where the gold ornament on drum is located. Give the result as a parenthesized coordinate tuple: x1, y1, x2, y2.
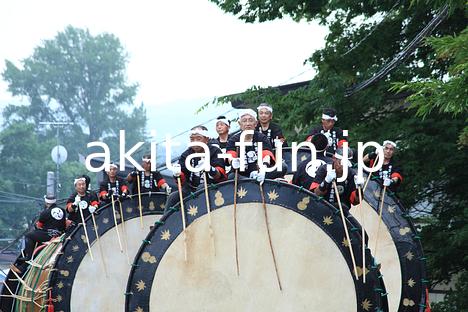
(323, 215, 333, 225)
(214, 191, 225, 206)
(55, 295, 63, 303)
(403, 298, 415, 306)
(136, 280, 146, 292)
(267, 189, 279, 201)
(135, 307, 144, 312)
(57, 281, 64, 289)
(103, 217, 109, 224)
(141, 252, 157, 264)
(59, 270, 69, 277)
(407, 278, 416, 287)
(160, 203, 166, 209)
(361, 298, 372, 311)
(237, 187, 247, 198)
(405, 251, 414, 261)
(149, 201, 156, 210)
(387, 205, 396, 213)
(188, 205, 198, 216)
(297, 196, 310, 211)
(66, 256, 74, 264)
(342, 237, 350, 247)
(356, 266, 369, 277)
(126, 207, 134, 213)
(72, 245, 80, 252)
(161, 230, 171, 241)
(399, 227, 411, 236)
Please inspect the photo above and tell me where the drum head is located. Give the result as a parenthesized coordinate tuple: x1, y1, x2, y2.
(50, 192, 167, 312)
(126, 180, 386, 312)
(351, 180, 427, 312)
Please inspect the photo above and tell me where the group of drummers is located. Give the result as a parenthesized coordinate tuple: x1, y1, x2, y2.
(10, 104, 403, 275)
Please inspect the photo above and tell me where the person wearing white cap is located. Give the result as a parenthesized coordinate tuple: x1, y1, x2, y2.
(67, 176, 100, 225)
(255, 103, 287, 148)
(225, 109, 276, 181)
(364, 140, 403, 192)
(310, 147, 362, 210)
(98, 162, 130, 204)
(306, 108, 347, 155)
(10, 194, 66, 274)
(127, 154, 171, 195)
(166, 125, 227, 209)
(209, 115, 232, 153)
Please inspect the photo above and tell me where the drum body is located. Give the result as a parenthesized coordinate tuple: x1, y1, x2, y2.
(46, 192, 166, 312)
(126, 180, 387, 312)
(349, 180, 427, 312)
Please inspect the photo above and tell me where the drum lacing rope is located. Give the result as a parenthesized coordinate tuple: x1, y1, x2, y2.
(142, 239, 151, 245)
(350, 227, 359, 232)
(168, 206, 179, 212)
(419, 256, 427, 261)
(189, 192, 196, 199)
(130, 263, 140, 268)
(412, 234, 421, 240)
(421, 279, 429, 284)
(208, 183, 218, 190)
(124, 291, 133, 296)
(296, 186, 304, 193)
(419, 303, 427, 308)
(154, 220, 165, 226)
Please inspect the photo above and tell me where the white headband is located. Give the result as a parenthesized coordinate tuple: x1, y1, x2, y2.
(44, 195, 56, 204)
(216, 118, 230, 127)
(238, 109, 257, 120)
(322, 114, 338, 121)
(74, 177, 86, 185)
(142, 157, 151, 163)
(109, 163, 118, 169)
(383, 140, 397, 148)
(190, 129, 209, 137)
(257, 104, 273, 113)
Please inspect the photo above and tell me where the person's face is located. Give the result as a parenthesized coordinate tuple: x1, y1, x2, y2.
(322, 118, 335, 131)
(190, 134, 208, 153)
(239, 115, 257, 131)
(142, 160, 151, 171)
(258, 108, 272, 124)
(75, 180, 86, 194)
(108, 166, 118, 178)
(333, 157, 343, 174)
(216, 121, 229, 135)
(383, 144, 395, 159)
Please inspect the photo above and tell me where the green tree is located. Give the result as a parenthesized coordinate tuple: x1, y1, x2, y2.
(2, 25, 147, 153)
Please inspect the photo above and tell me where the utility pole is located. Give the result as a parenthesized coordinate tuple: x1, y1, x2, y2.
(39, 121, 74, 198)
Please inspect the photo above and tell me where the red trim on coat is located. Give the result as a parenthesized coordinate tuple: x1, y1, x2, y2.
(309, 182, 320, 191)
(391, 172, 403, 183)
(157, 179, 167, 188)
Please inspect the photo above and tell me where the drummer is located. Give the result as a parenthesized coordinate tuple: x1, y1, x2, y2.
(255, 103, 287, 148)
(363, 140, 403, 193)
(166, 125, 227, 209)
(99, 162, 130, 204)
(127, 154, 171, 195)
(292, 133, 332, 188)
(10, 194, 66, 274)
(66, 176, 100, 226)
(305, 108, 347, 155)
(226, 109, 285, 181)
(209, 115, 231, 153)
(310, 148, 364, 210)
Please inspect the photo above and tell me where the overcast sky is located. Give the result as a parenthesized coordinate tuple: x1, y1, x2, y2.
(0, 0, 327, 137)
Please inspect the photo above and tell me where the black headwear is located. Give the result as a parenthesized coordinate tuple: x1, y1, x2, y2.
(311, 133, 328, 152)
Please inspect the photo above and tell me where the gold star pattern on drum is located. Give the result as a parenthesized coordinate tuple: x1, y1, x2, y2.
(301, 154, 307, 161)
(66, 256, 74, 264)
(237, 187, 247, 198)
(59, 270, 69, 277)
(267, 189, 279, 201)
(399, 227, 411, 235)
(149, 201, 156, 210)
(55, 295, 63, 303)
(134, 307, 144, 312)
(103, 217, 109, 224)
(323, 215, 333, 225)
(188, 205, 198, 216)
(126, 207, 133, 213)
(356, 266, 369, 277)
(57, 281, 64, 289)
(407, 278, 416, 287)
(214, 190, 225, 206)
(161, 230, 171, 241)
(341, 237, 350, 247)
(387, 205, 396, 213)
(361, 298, 372, 311)
(403, 298, 415, 306)
(135, 280, 146, 292)
(405, 251, 415, 260)
(72, 245, 79, 252)
(160, 203, 166, 209)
